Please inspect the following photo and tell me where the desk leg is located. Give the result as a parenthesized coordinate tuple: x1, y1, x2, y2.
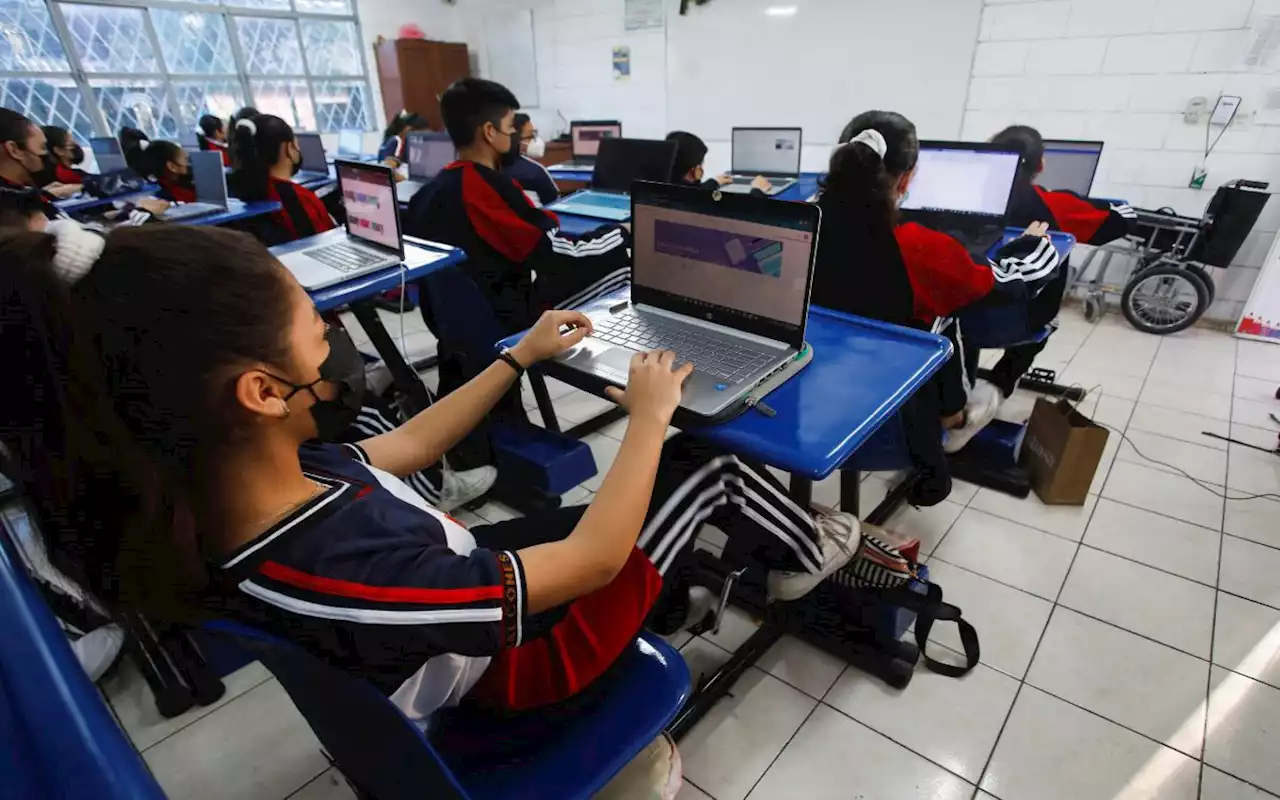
(527, 371, 561, 433)
(841, 469, 861, 518)
(789, 474, 813, 508)
(349, 301, 434, 414)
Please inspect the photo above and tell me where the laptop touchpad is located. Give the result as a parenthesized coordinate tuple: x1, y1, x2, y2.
(596, 346, 635, 383)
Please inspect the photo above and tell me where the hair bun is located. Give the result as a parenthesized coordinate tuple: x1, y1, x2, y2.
(235, 117, 257, 136)
(849, 129, 887, 160)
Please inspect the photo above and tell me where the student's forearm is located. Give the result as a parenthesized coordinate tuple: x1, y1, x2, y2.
(517, 415, 667, 614)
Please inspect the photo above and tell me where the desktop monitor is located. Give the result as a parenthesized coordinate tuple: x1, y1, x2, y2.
(1036, 139, 1104, 197)
(900, 142, 1021, 219)
(731, 127, 803, 178)
(571, 120, 622, 160)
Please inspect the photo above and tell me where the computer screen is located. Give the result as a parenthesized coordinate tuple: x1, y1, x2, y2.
(1036, 139, 1103, 197)
(189, 151, 227, 206)
(405, 132, 454, 180)
(338, 163, 400, 252)
(91, 137, 126, 173)
(731, 128, 802, 176)
(295, 133, 328, 173)
(592, 138, 677, 193)
(900, 145, 1020, 217)
(571, 121, 622, 158)
(631, 191, 814, 331)
(338, 129, 363, 157)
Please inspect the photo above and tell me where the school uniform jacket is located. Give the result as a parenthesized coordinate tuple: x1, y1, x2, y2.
(1005, 182, 1136, 247)
(200, 139, 232, 167)
(378, 135, 405, 164)
(404, 160, 630, 331)
(156, 176, 197, 204)
(229, 173, 335, 244)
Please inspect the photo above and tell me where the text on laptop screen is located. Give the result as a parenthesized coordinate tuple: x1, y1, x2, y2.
(296, 134, 328, 173)
(900, 147, 1020, 216)
(731, 128, 801, 175)
(339, 164, 399, 250)
(632, 198, 813, 330)
(572, 124, 621, 157)
(338, 129, 363, 156)
(1035, 140, 1103, 197)
(406, 133, 455, 180)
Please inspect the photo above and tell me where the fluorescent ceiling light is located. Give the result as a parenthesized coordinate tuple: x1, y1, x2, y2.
(765, 6, 798, 17)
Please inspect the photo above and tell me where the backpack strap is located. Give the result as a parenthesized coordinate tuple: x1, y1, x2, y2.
(879, 581, 979, 678)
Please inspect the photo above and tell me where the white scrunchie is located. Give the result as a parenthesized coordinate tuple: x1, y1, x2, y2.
(849, 129, 887, 160)
(138, 138, 150, 151)
(235, 117, 257, 136)
(45, 219, 105, 285)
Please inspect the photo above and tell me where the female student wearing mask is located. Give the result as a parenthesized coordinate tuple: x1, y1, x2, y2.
(197, 114, 232, 166)
(121, 128, 196, 203)
(1, 223, 859, 719)
(228, 114, 336, 244)
(36, 125, 86, 194)
(502, 113, 559, 206)
(379, 110, 430, 167)
(983, 125, 1137, 398)
(665, 131, 771, 195)
(811, 111, 1058, 496)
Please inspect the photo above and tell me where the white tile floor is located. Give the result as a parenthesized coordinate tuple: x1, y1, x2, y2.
(100, 309, 1280, 800)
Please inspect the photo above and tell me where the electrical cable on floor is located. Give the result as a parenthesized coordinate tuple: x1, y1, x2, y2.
(397, 264, 452, 497)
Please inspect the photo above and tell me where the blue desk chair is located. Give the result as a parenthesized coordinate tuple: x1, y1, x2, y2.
(205, 620, 690, 800)
(0, 514, 166, 799)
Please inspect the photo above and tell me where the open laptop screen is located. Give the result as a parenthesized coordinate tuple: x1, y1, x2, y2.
(592, 138, 677, 192)
(731, 128, 802, 177)
(571, 121, 622, 158)
(295, 133, 328, 173)
(630, 182, 816, 345)
(189, 151, 227, 206)
(901, 144, 1020, 217)
(405, 132, 454, 180)
(1036, 139, 1103, 196)
(337, 162, 401, 253)
(91, 137, 126, 173)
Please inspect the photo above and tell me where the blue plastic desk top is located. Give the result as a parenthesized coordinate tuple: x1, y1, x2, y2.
(992, 227, 1076, 260)
(270, 231, 468, 312)
(55, 184, 159, 214)
(505, 286, 951, 480)
(180, 199, 281, 226)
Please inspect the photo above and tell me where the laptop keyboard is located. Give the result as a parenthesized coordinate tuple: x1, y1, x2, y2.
(593, 309, 775, 384)
(307, 242, 385, 273)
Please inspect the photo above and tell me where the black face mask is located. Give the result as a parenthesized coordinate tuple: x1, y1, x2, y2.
(176, 170, 195, 189)
(69, 143, 85, 166)
(498, 130, 521, 169)
(269, 326, 366, 441)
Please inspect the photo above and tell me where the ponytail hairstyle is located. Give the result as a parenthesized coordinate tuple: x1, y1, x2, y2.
(229, 114, 296, 202)
(0, 225, 295, 620)
(197, 114, 225, 149)
(382, 109, 428, 141)
(120, 127, 183, 181)
(990, 124, 1044, 185)
(820, 110, 919, 228)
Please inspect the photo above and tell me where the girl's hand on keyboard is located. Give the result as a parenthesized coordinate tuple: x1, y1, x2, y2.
(605, 350, 694, 427)
(513, 309, 595, 366)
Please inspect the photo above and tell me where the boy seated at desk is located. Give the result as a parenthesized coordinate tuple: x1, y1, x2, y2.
(403, 77, 630, 336)
(665, 130, 771, 195)
(811, 110, 1058, 501)
(502, 112, 559, 206)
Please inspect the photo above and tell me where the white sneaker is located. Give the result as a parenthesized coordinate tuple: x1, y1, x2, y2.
(767, 510, 861, 602)
(943, 379, 1002, 454)
(70, 623, 124, 683)
(435, 466, 498, 512)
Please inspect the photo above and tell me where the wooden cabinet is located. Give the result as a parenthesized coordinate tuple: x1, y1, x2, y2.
(373, 39, 470, 131)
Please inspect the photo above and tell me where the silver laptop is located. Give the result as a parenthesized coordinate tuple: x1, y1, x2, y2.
(557, 120, 622, 171)
(278, 160, 404, 290)
(294, 132, 332, 183)
(162, 151, 238, 220)
(90, 137, 127, 174)
(396, 131, 454, 203)
(1036, 139, 1104, 197)
(720, 127, 801, 196)
(336, 129, 364, 160)
(555, 181, 819, 418)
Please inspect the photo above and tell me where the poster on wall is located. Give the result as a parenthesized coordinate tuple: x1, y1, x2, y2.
(1237, 229, 1280, 343)
(613, 46, 631, 80)
(624, 0, 664, 31)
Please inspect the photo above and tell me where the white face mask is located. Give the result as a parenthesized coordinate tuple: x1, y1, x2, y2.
(525, 136, 545, 159)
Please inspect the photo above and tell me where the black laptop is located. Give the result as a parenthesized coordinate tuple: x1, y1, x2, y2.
(899, 141, 1021, 259)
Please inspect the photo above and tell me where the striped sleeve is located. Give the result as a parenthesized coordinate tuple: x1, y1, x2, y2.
(544, 225, 628, 259)
(986, 234, 1061, 303)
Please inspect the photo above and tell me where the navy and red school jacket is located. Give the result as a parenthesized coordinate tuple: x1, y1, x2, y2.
(230, 173, 335, 245)
(156, 175, 197, 204)
(1, 175, 153, 226)
(52, 164, 85, 185)
(404, 160, 630, 331)
(378, 135, 405, 164)
(1005, 182, 1136, 247)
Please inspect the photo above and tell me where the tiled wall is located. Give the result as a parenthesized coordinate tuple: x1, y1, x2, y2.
(963, 0, 1280, 320)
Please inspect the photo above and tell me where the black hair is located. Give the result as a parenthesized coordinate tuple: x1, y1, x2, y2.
(382, 110, 428, 141)
(991, 124, 1044, 184)
(196, 114, 224, 150)
(41, 125, 71, 153)
(665, 131, 708, 183)
(229, 114, 295, 202)
(0, 184, 47, 230)
(231, 106, 260, 125)
(513, 113, 532, 135)
(0, 107, 33, 146)
(822, 110, 920, 227)
(439, 77, 520, 148)
(0, 226, 294, 619)
(120, 127, 183, 180)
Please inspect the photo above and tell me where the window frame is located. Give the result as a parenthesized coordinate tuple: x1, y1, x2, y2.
(0, 0, 376, 137)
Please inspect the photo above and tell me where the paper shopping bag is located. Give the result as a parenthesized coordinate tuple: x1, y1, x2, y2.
(1018, 397, 1110, 505)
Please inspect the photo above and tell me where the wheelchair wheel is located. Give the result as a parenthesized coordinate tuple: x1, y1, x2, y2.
(1082, 292, 1104, 323)
(1121, 264, 1208, 334)
(1186, 264, 1216, 305)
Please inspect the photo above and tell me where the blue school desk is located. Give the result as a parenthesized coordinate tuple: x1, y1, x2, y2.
(550, 173, 825, 235)
(272, 233, 467, 412)
(991, 227, 1076, 261)
(55, 184, 159, 215)
(181, 199, 282, 227)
